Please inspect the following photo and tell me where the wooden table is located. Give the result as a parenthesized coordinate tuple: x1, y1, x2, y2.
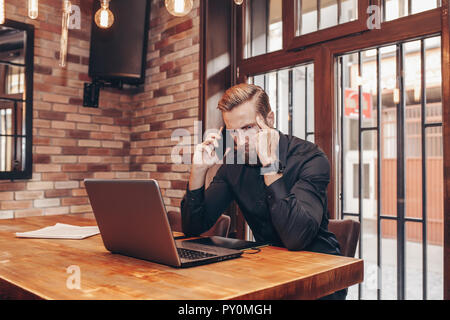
(0, 214, 363, 300)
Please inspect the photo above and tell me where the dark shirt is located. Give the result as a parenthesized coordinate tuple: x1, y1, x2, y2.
(180, 132, 342, 255)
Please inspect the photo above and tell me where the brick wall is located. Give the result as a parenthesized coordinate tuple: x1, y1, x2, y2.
(0, 0, 201, 219)
(0, 0, 136, 219)
(129, 0, 200, 213)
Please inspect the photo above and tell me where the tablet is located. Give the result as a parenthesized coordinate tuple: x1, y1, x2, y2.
(183, 236, 270, 251)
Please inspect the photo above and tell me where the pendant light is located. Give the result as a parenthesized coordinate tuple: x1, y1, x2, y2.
(28, 0, 39, 19)
(59, 0, 71, 67)
(95, 0, 114, 29)
(165, 0, 193, 17)
(234, 0, 244, 5)
(0, 0, 5, 24)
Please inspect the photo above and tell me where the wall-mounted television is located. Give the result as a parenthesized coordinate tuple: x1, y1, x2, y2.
(88, 0, 150, 85)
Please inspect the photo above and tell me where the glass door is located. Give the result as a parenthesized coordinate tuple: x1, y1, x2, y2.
(335, 35, 444, 300)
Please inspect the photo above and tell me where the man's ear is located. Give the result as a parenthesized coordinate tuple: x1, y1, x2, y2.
(266, 111, 275, 128)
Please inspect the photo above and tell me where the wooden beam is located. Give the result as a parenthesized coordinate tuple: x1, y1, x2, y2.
(239, 45, 319, 77)
(441, 0, 450, 301)
(324, 8, 442, 54)
(282, 0, 295, 50)
(314, 46, 336, 219)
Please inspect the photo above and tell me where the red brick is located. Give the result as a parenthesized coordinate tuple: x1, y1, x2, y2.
(114, 118, 131, 126)
(72, 188, 88, 197)
(38, 110, 66, 121)
(0, 200, 32, 210)
(61, 197, 89, 206)
(157, 164, 172, 172)
(69, 172, 94, 181)
(33, 154, 51, 164)
(62, 146, 88, 155)
(69, 97, 84, 105)
(54, 51, 81, 64)
(87, 148, 112, 156)
(45, 189, 71, 198)
(160, 61, 174, 72)
(171, 180, 188, 190)
(101, 109, 123, 118)
(34, 64, 52, 75)
(41, 172, 70, 181)
(88, 164, 111, 172)
(33, 137, 51, 145)
(62, 164, 88, 172)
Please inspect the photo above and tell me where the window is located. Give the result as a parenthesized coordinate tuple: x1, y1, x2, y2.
(0, 22, 34, 180)
(281, 0, 369, 51)
(244, 0, 282, 59)
(5, 65, 25, 95)
(336, 36, 444, 300)
(383, 0, 442, 21)
(353, 163, 370, 199)
(0, 101, 26, 172)
(234, 0, 448, 299)
(295, 0, 358, 36)
(248, 63, 314, 141)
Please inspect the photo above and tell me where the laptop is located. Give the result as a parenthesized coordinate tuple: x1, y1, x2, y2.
(84, 179, 243, 268)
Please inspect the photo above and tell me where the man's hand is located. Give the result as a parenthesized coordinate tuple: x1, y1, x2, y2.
(189, 127, 230, 190)
(255, 115, 280, 167)
(255, 115, 282, 186)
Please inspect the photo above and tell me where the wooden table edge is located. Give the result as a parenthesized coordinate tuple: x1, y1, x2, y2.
(223, 257, 364, 300)
(0, 214, 364, 300)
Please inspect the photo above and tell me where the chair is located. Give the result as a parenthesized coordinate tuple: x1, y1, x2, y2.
(328, 219, 360, 258)
(167, 211, 231, 237)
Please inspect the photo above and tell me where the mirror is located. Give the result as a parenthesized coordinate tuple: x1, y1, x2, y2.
(0, 20, 34, 180)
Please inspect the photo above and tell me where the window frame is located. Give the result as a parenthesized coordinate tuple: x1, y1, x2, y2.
(0, 20, 34, 181)
(231, 0, 449, 299)
(236, 0, 445, 219)
(283, 0, 371, 51)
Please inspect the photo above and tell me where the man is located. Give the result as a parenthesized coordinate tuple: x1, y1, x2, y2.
(180, 83, 346, 299)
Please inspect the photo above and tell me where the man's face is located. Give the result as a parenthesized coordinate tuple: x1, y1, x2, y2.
(222, 100, 274, 164)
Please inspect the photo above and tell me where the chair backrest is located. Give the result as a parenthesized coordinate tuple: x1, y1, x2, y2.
(328, 219, 360, 258)
(201, 214, 231, 237)
(167, 211, 231, 238)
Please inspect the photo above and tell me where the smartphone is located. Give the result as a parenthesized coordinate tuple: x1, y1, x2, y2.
(215, 125, 227, 161)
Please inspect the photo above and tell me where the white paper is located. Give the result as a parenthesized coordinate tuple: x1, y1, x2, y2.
(15, 223, 100, 240)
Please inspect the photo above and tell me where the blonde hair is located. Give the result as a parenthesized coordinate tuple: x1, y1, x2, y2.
(217, 83, 271, 118)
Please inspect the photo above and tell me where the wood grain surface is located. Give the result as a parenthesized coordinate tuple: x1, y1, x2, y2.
(0, 214, 363, 300)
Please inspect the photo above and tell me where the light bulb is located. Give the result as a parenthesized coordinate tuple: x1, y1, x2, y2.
(59, 0, 71, 67)
(165, 0, 193, 17)
(95, 0, 114, 29)
(28, 0, 39, 19)
(0, 0, 5, 24)
(234, 0, 244, 5)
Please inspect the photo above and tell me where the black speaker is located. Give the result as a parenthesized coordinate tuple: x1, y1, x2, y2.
(88, 0, 150, 85)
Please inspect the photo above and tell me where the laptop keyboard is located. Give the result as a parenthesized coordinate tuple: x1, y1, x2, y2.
(177, 248, 216, 260)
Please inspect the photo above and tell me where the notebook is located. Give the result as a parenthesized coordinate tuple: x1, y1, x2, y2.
(15, 223, 100, 240)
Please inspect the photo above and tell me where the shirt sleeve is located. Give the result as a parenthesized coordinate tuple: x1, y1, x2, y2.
(265, 154, 330, 251)
(180, 167, 234, 236)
